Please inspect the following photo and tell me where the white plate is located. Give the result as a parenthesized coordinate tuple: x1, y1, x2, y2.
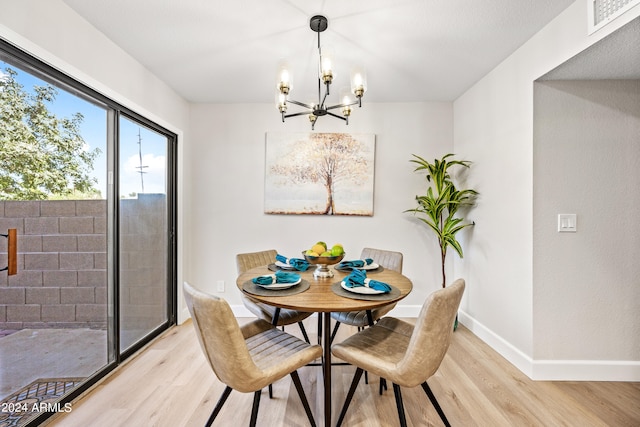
(275, 261, 295, 270)
(257, 277, 301, 290)
(361, 262, 380, 270)
(340, 281, 386, 295)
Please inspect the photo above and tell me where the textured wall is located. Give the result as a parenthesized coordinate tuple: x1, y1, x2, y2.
(0, 200, 107, 330)
(0, 195, 167, 332)
(533, 79, 640, 362)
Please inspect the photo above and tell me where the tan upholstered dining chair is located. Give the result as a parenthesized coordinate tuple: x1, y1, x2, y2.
(330, 248, 403, 340)
(330, 247, 403, 391)
(183, 282, 321, 427)
(237, 249, 312, 343)
(332, 279, 465, 427)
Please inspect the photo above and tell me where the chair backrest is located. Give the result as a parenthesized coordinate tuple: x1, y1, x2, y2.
(183, 282, 263, 390)
(360, 247, 403, 273)
(236, 249, 278, 275)
(396, 279, 465, 386)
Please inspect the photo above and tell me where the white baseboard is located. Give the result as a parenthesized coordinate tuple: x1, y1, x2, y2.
(531, 359, 640, 381)
(458, 310, 534, 378)
(459, 310, 640, 381)
(186, 301, 640, 381)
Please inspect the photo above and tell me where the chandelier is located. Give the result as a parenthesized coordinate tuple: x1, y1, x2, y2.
(276, 15, 366, 130)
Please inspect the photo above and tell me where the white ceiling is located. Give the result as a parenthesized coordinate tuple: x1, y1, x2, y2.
(62, 0, 576, 103)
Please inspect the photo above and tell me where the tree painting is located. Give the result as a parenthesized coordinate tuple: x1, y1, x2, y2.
(265, 133, 375, 215)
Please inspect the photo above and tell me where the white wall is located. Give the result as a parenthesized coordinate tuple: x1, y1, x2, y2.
(454, 1, 640, 380)
(186, 102, 454, 314)
(0, 1, 454, 325)
(533, 79, 640, 378)
(4, 0, 639, 381)
(0, 0, 191, 322)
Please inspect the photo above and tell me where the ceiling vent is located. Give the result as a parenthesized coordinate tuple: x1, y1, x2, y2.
(588, 0, 640, 33)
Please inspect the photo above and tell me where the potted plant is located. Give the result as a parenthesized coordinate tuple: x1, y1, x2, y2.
(406, 153, 478, 290)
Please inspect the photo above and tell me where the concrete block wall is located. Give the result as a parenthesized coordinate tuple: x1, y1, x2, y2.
(0, 200, 108, 330)
(119, 194, 167, 333)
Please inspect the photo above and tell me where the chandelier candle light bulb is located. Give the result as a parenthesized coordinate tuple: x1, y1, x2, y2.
(276, 15, 366, 130)
(351, 71, 366, 106)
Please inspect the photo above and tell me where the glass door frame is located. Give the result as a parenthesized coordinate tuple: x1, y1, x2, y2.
(115, 110, 178, 361)
(0, 38, 177, 426)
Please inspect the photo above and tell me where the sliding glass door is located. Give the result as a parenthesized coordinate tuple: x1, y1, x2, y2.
(118, 116, 171, 352)
(0, 40, 176, 426)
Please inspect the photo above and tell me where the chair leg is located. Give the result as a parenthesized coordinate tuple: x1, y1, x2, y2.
(421, 381, 451, 427)
(249, 390, 261, 427)
(271, 307, 281, 326)
(290, 370, 317, 427)
(392, 383, 408, 427)
(379, 377, 388, 395)
(330, 320, 341, 344)
(205, 386, 232, 427)
(336, 368, 364, 427)
(268, 384, 273, 399)
(298, 321, 310, 344)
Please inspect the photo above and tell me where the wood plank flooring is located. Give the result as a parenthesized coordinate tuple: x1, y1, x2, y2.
(45, 318, 640, 427)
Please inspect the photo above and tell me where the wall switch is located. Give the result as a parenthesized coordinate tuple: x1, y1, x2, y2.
(216, 280, 225, 292)
(558, 214, 577, 232)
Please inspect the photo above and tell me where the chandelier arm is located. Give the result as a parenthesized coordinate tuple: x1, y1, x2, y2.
(320, 86, 330, 109)
(287, 99, 315, 109)
(284, 111, 312, 119)
(325, 100, 360, 111)
(325, 111, 348, 122)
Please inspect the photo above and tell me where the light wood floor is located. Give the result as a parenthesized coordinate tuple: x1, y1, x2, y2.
(45, 318, 640, 427)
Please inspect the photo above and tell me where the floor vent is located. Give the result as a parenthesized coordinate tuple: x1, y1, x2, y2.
(588, 0, 640, 33)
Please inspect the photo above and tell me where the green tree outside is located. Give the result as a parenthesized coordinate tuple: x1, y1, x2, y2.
(0, 67, 101, 200)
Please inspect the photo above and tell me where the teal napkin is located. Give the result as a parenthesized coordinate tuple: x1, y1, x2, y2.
(341, 269, 391, 292)
(252, 270, 300, 285)
(337, 258, 374, 269)
(276, 254, 309, 271)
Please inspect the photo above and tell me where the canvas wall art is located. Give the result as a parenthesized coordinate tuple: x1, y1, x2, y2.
(264, 132, 375, 216)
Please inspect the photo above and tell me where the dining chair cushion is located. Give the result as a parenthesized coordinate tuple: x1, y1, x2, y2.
(236, 249, 278, 274)
(237, 249, 313, 346)
(332, 279, 464, 388)
(185, 282, 321, 393)
(360, 247, 403, 273)
(330, 303, 396, 326)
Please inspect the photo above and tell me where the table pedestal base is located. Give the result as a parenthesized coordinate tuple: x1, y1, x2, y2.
(313, 264, 334, 279)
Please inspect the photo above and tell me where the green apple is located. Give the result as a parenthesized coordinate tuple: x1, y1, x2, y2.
(331, 244, 344, 256)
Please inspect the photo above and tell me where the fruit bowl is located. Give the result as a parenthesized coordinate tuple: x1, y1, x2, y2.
(302, 252, 345, 279)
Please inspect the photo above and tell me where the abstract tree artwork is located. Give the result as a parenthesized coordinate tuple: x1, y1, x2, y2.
(265, 132, 375, 216)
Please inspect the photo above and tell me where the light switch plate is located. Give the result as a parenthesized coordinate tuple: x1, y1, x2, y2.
(558, 214, 577, 232)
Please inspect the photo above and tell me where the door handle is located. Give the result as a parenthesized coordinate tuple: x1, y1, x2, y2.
(1, 228, 17, 276)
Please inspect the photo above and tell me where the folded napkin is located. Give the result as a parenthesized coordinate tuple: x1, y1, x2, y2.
(337, 258, 374, 269)
(276, 254, 309, 271)
(252, 270, 300, 286)
(341, 269, 391, 292)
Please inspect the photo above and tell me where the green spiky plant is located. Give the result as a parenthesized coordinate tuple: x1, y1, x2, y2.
(406, 153, 478, 289)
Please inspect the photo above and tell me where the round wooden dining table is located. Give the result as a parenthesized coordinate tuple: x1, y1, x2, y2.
(236, 264, 413, 426)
